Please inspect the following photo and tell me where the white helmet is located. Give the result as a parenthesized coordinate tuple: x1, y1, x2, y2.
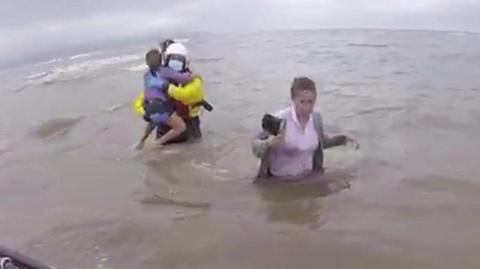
(165, 43, 188, 58)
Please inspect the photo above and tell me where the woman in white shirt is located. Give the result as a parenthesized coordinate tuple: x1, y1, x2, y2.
(252, 77, 359, 181)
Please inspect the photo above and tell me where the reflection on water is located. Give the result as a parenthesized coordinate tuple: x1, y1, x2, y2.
(142, 194, 211, 209)
(257, 169, 355, 226)
(139, 144, 230, 209)
(263, 196, 325, 227)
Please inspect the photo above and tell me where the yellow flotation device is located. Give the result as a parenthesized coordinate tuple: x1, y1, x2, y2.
(133, 91, 145, 116)
(133, 76, 206, 118)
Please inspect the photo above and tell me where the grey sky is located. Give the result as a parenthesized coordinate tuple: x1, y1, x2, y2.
(1, 0, 479, 67)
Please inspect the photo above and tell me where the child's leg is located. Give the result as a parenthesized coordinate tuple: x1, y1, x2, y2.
(156, 123, 189, 144)
(156, 112, 186, 145)
(135, 122, 156, 150)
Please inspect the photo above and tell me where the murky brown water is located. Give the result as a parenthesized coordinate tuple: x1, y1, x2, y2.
(1, 30, 480, 269)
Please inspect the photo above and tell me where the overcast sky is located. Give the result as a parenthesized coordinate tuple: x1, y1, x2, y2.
(1, 0, 479, 67)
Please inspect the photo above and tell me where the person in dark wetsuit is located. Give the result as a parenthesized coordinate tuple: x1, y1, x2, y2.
(160, 38, 175, 65)
(155, 42, 207, 142)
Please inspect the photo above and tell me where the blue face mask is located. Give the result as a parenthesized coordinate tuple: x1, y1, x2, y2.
(167, 59, 184, 72)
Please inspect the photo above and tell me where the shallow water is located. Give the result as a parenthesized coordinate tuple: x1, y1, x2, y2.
(1, 30, 480, 269)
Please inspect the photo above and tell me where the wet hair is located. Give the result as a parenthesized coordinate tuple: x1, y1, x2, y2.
(145, 48, 160, 62)
(160, 39, 175, 53)
(290, 77, 317, 99)
(159, 39, 175, 66)
(145, 48, 161, 69)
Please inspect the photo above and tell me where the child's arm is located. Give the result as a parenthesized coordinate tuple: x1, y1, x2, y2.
(158, 68, 195, 85)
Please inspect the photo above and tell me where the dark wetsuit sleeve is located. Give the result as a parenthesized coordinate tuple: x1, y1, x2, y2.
(314, 112, 347, 149)
(323, 134, 347, 148)
(252, 130, 270, 159)
(312, 112, 347, 172)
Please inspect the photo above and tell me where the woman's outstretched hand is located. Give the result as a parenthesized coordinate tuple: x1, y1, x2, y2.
(346, 137, 360, 149)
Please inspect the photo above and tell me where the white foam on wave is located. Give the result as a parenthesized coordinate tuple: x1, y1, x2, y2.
(62, 54, 142, 72)
(45, 58, 63, 65)
(25, 53, 143, 86)
(447, 31, 476, 36)
(70, 53, 94, 60)
(122, 64, 147, 72)
(102, 103, 124, 112)
(25, 71, 53, 80)
(174, 38, 190, 43)
(347, 43, 388, 48)
(31, 58, 63, 68)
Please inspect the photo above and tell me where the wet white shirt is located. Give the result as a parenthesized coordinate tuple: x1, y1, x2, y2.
(269, 107, 319, 177)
